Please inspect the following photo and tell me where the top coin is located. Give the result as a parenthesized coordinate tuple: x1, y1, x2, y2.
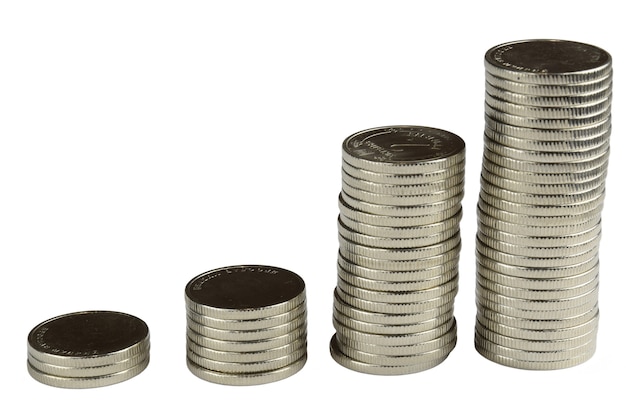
(27, 311, 150, 367)
(485, 40, 612, 84)
(342, 126, 465, 175)
(185, 265, 306, 320)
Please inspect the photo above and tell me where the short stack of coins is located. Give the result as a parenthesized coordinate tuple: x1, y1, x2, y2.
(27, 311, 150, 388)
(475, 39, 612, 370)
(185, 265, 307, 385)
(330, 125, 465, 375)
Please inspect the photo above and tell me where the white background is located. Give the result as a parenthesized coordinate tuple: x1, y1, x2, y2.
(1, 1, 623, 416)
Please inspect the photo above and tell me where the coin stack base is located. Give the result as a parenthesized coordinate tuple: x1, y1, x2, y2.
(331, 125, 465, 375)
(475, 39, 611, 370)
(185, 265, 307, 385)
(27, 311, 150, 389)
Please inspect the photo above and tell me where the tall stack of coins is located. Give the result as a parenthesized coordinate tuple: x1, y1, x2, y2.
(185, 265, 307, 385)
(27, 311, 150, 388)
(475, 39, 612, 369)
(330, 125, 465, 375)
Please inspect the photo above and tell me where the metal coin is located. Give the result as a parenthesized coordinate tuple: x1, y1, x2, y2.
(187, 336, 306, 363)
(332, 307, 455, 335)
(340, 190, 464, 217)
(186, 354, 306, 386)
(476, 262, 599, 291)
(187, 326, 306, 353)
(342, 125, 465, 175)
(338, 192, 462, 227)
(336, 285, 458, 314)
(335, 320, 457, 356)
(186, 302, 306, 331)
(330, 334, 453, 375)
(484, 39, 612, 84)
(186, 313, 306, 341)
(333, 289, 455, 325)
(339, 243, 461, 271)
(27, 311, 150, 368)
(484, 70, 612, 96)
(185, 265, 306, 320)
(484, 102, 612, 129)
(341, 159, 465, 185)
(187, 347, 306, 374)
(339, 210, 462, 239)
(339, 231, 461, 260)
(475, 341, 595, 370)
(342, 168, 464, 196)
(484, 93, 612, 119)
(342, 180, 465, 206)
(336, 275, 458, 304)
(476, 303, 599, 330)
(484, 82, 612, 107)
(476, 272, 599, 300)
(476, 310, 599, 341)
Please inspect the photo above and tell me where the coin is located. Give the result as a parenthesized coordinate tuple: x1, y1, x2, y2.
(27, 310, 150, 388)
(185, 265, 307, 385)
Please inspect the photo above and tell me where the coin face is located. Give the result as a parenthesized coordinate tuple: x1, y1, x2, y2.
(186, 265, 305, 310)
(28, 311, 149, 359)
(485, 39, 611, 75)
(342, 126, 465, 164)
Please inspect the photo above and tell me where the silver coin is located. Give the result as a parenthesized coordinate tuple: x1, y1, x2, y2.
(341, 190, 464, 217)
(335, 320, 457, 356)
(477, 206, 602, 237)
(342, 180, 465, 206)
(187, 336, 306, 363)
(484, 70, 612, 97)
(27, 349, 149, 379)
(476, 274, 599, 304)
(481, 156, 609, 185)
(475, 238, 599, 268)
(476, 303, 599, 330)
(475, 340, 595, 370)
(476, 310, 599, 341)
(186, 313, 306, 341)
(342, 126, 465, 175)
(484, 82, 612, 107)
(482, 145, 610, 174)
(185, 265, 306, 320)
(333, 289, 455, 325)
(187, 347, 306, 374)
(186, 302, 306, 331)
(477, 216, 602, 246)
(339, 243, 461, 271)
(339, 210, 462, 239)
(479, 189, 605, 217)
(476, 281, 599, 311)
(333, 307, 455, 335)
(330, 334, 453, 375)
(475, 320, 597, 351)
(475, 294, 598, 320)
(483, 135, 610, 164)
(338, 193, 462, 227)
(339, 231, 461, 261)
(477, 197, 604, 227)
(335, 285, 458, 315)
(342, 168, 464, 196)
(333, 316, 456, 346)
(338, 251, 459, 281)
(186, 354, 306, 386)
(475, 232, 601, 259)
(484, 39, 612, 85)
(27, 311, 150, 368)
(480, 176, 606, 206)
(336, 275, 458, 304)
(475, 331, 597, 363)
(483, 125, 611, 154)
(476, 262, 599, 291)
(27, 357, 149, 389)
(484, 92, 611, 119)
(342, 159, 465, 185)
(187, 326, 306, 353)
(337, 264, 458, 292)
(334, 336, 457, 367)
(338, 217, 460, 249)
(484, 102, 612, 130)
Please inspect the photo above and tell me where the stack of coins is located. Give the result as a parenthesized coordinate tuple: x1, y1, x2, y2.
(185, 265, 307, 385)
(330, 125, 465, 375)
(27, 311, 150, 388)
(475, 39, 612, 370)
